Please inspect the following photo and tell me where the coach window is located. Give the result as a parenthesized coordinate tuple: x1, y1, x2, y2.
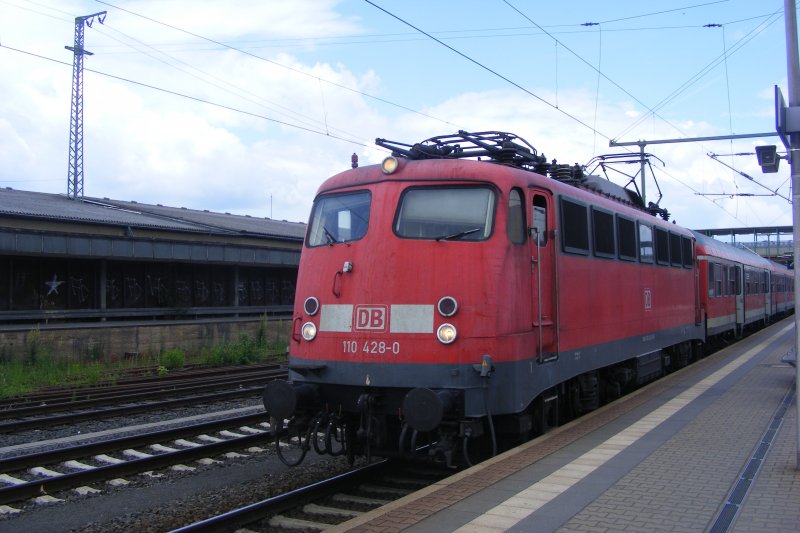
(560, 198, 589, 255)
(655, 228, 670, 265)
(507, 188, 526, 244)
(716, 264, 723, 296)
(723, 266, 729, 296)
(617, 215, 637, 261)
(681, 236, 693, 268)
(639, 223, 654, 263)
(591, 207, 615, 258)
(669, 232, 682, 267)
(307, 190, 371, 247)
(729, 266, 736, 295)
(708, 263, 716, 297)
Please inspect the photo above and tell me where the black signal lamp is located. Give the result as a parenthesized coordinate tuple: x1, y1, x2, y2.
(755, 145, 780, 173)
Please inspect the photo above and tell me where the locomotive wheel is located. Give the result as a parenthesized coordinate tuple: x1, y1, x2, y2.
(275, 418, 310, 467)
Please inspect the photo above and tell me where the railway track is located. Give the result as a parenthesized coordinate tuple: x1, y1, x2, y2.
(170, 460, 450, 532)
(2, 327, 787, 531)
(0, 362, 286, 411)
(0, 412, 273, 508)
(0, 365, 288, 434)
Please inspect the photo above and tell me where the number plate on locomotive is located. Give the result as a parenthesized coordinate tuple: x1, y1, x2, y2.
(342, 340, 401, 355)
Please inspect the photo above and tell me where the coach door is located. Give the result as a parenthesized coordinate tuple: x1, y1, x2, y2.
(735, 265, 744, 334)
(530, 190, 557, 362)
(765, 270, 772, 319)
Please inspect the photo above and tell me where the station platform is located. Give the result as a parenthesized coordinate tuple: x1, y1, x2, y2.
(329, 318, 799, 533)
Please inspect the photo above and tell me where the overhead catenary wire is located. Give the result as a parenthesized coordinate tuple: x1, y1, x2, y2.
(706, 152, 792, 203)
(502, 1, 712, 152)
(613, 8, 784, 141)
(0, 44, 381, 151)
(75, 0, 741, 50)
(2, 0, 784, 226)
(364, 0, 608, 140)
(16, 0, 782, 155)
(361, 2, 753, 226)
(95, 22, 368, 142)
(498, 0, 752, 223)
(93, 0, 461, 131)
(10, 0, 412, 144)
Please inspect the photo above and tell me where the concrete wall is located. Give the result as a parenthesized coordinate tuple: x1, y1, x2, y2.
(0, 319, 290, 363)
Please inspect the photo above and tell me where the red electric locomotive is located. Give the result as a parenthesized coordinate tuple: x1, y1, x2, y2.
(263, 131, 790, 467)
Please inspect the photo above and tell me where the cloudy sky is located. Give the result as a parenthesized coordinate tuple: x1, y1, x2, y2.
(0, 0, 793, 231)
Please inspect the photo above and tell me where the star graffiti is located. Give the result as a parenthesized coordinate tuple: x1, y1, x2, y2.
(45, 274, 65, 296)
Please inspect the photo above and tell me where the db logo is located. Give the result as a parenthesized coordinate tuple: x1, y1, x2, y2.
(354, 305, 388, 332)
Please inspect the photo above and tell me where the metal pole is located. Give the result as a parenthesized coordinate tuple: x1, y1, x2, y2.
(610, 132, 779, 146)
(65, 11, 106, 200)
(610, 132, 782, 208)
(784, 0, 800, 471)
(638, 142, 647, 206)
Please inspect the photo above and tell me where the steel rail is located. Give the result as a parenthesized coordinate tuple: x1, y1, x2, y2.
(0, 415, 273, 505)
(0, 370, 284, 418)
(0, 362, 285, 408)
(168, 460, 390, 533)
(0, 412, 268, 471)
(0, 385, 273, 434)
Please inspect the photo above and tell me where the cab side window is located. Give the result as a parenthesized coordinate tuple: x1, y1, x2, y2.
(507, 188, 526, 244)
(532, 195, 548, 246)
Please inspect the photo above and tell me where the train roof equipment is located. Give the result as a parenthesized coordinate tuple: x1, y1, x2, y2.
(375, 130, 670, 220)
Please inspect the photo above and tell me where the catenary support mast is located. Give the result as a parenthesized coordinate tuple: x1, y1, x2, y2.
(783, 0, 800, 471)
(65, 11, 106, 200)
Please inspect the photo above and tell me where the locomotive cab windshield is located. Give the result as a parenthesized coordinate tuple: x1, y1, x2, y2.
(307, 190, 371, 247)
(394, 186, 496, 241)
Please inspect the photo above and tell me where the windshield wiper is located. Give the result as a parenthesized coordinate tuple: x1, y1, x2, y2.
(435, 228, 482, 241)
(322, 226, 338, 245)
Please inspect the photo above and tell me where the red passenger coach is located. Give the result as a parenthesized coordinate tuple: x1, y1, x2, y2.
(263, 131, 789, 467)
(694, 231, 793, 339)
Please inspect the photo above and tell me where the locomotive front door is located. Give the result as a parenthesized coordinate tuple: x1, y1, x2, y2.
(530, 190, 557, 362)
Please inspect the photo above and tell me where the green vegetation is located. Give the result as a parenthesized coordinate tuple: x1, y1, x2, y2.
(0, 359, 113, 398)
(0, 320, 289, 399)
(159, 348, 186, 370)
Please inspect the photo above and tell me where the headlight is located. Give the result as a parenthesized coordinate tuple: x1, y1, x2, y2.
(303, 297, 320, 316)
(437, 296, 458, 317)
(437, 323, 457, 344)
(381, 156, 399, 174)
(301, 322, 317, 341)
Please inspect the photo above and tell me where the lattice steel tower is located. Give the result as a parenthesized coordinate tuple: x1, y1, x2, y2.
(65, 11, 106, 199)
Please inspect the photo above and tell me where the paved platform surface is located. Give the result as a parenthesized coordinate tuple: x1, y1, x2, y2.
(328, 318, 799, 532)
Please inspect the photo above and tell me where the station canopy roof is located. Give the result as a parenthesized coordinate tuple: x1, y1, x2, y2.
(0, 188, 306, 242)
